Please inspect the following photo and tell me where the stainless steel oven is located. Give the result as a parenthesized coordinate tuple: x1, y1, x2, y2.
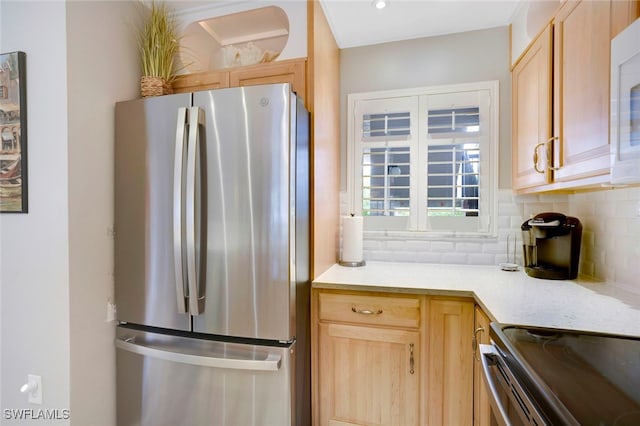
(479, 323, 640, 426)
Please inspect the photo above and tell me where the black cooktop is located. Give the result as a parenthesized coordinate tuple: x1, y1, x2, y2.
(491, 324, 640, 425)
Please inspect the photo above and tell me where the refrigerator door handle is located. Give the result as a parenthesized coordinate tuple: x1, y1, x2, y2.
(186, 106, 205, 315)
(115, 338, 282, 372)
(173, 107, 189, 314)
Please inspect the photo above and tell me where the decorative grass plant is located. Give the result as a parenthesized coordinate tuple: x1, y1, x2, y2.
(138, 2, 179, 96)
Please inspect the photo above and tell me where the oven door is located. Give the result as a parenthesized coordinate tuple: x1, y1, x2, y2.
(479, 344, 548, 426)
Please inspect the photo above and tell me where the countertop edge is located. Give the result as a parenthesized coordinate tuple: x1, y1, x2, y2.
(311, 262, 640, 337)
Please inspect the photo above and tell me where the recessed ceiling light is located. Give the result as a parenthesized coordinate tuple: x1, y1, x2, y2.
(373, 0, 387, 10)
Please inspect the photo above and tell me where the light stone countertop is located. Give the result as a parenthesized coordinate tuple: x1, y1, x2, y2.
(312, 261, 640, 337)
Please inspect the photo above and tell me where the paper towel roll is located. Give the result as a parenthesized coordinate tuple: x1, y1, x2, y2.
(341, 215, 364, 264)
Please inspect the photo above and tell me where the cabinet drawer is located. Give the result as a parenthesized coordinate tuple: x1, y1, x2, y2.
(318, 292, 421, 328)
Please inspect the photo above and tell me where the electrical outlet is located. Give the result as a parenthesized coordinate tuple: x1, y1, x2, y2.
(20, 374, 42, 405)
(106, 300, 117, 322)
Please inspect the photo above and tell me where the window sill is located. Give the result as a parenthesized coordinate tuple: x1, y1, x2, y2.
(364, 230, 499, 241)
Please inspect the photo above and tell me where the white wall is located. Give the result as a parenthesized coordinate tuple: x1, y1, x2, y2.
(339, 24, 640, 296)
(1, 1, 139, 425)
(510, 0, 560, 65)
(173, 0, 307, 72)
(0, 2, 71, 424)
(66, 2, 140, 424)
(340, 26, 511, 190)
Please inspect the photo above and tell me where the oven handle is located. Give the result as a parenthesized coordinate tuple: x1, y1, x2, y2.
(479, 344, 512, 426)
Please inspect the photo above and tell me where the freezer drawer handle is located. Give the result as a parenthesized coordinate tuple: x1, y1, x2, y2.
(115, 338, 282, 372)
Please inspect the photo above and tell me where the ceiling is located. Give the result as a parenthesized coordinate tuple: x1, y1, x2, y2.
(318, 0, 523, 49)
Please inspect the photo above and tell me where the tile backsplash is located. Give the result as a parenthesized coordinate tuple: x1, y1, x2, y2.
(568, 186, 640, 293)
(341, 186, 640, 294)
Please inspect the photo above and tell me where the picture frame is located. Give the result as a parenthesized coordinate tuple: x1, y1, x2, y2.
(0, 51, 27, 213)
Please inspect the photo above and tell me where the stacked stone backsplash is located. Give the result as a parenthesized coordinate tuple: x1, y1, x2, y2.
(341, 186, 640, 293)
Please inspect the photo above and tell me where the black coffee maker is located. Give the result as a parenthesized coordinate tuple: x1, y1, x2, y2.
(521, 212, 582, 280)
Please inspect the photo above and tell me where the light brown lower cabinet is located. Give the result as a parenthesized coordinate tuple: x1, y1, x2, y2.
(426, 298, 474, 425)
(318, 323, 420, 425)
(312, 289, 475, 426)
(473, 306, 492, 426)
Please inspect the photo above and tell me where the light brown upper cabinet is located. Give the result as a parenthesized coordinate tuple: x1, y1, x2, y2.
(512, 24, 553, 190)
(512, 0, 639, 193)
(171, 58, 306, 103)
(229, 58, 306, 97)
(551, 0, 612, 185)
(611, 0, 640, 38)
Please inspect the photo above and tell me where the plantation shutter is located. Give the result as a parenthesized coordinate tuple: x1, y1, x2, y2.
(423, 90, 492, 233)
(426, 107, 480, 216)
(353, 97, 418, 230)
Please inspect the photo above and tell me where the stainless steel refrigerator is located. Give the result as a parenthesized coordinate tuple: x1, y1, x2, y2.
(113, 83, 309, 426)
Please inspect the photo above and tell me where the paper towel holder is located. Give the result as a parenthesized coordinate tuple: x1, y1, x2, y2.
(339, 260, 366, 267)
(340, 213, 366, 267)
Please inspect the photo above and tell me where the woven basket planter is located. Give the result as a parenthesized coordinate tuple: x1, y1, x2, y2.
(140, 76, 173, 97)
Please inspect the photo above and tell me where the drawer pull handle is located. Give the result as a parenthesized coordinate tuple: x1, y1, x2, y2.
(472, 327, 485, 362)
(547, 136, 561, 171)
(409, 343, 415, 375)
(351, 307, 383, 315)
(533, 142, 546, 174)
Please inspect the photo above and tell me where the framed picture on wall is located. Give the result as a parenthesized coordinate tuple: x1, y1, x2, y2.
(0, 51, 27, 213)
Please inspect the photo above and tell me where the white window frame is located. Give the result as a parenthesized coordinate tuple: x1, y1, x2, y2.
(347, 81, 499, 238)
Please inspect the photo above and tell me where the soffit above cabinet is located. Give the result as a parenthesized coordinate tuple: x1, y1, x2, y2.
(197, 6, 289, 47)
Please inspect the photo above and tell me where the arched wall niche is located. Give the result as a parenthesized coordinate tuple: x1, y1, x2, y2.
(175, 2, 307, 73)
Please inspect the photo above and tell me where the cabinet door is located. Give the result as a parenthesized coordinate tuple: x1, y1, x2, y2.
(512, 24, 553, 190)
(553, 0, 612, 182)
(427, 298, 474, 425)
(611, 0, 640, 39)
(229, 59, 306, 103)
(473, 306, 492, 426)
(318, 323, 420, 426)
(171, 70, 230, 94)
